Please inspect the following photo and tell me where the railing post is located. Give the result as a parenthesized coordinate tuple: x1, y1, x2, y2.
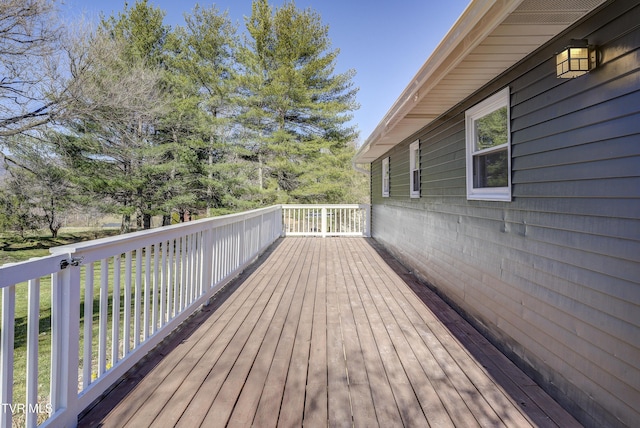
(279, 206, 286, 238)
(364, 204, 371, 237)
(321, 207, 327, 238)
(50, 259, 81, 427)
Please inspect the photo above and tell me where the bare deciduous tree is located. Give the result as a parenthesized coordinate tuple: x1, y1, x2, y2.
(0, 0, 63, 137)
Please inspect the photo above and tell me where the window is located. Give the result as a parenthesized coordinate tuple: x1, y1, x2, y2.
(409, 140, 420, 198)
(382, 157, 390, 197)
(465, 87, 511, 201)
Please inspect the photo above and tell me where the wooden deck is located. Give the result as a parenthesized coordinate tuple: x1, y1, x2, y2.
(79, 237, 580, 427)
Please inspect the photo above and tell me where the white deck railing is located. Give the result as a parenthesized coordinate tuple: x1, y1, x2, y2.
(282, 204, 370, 237)
(0, 204, 369, 427)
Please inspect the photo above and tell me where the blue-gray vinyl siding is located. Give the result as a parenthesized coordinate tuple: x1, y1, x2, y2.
(369, 1, 639, 427)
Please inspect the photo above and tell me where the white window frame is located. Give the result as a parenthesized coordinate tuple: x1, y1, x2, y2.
(465, 87, 512, 201)
(382, 157, 390, 197)
(409, 140, 420, 198)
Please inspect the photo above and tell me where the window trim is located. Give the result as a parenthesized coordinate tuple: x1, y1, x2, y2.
(409, 140, 420, 198)
(382, 156, 390, 197)
(465, 87, 512, 201)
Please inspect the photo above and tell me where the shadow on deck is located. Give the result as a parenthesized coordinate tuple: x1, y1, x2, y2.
(78, 237, 579, 427)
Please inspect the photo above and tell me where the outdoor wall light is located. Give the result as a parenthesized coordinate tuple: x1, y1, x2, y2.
(556, 39, 597, 78)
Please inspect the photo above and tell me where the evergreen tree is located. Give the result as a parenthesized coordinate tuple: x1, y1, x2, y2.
(164, 5, 247, 217)
(237, 0, 359, 203)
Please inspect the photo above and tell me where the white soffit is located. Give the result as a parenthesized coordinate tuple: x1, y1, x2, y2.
(354, 0, 607, 164)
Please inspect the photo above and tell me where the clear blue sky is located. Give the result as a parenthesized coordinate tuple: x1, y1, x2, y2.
(62, 0, 470, 143)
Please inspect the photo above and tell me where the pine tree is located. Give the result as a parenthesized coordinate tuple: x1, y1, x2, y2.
(237, 0, 359, 203)
(165, 5, 247, 216)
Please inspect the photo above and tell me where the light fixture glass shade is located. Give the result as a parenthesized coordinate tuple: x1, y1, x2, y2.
(556, 39, 594, 78)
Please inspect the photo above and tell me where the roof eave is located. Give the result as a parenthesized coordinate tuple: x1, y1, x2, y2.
(354, 0, 606, 164)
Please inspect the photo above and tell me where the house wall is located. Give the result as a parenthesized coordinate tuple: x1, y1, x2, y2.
(369, 1, 639, 427)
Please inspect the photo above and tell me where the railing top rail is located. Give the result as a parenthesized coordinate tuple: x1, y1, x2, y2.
(0, 253, 65, 289)
(282, 204, 369, 209)
(49, 205, 281, 259)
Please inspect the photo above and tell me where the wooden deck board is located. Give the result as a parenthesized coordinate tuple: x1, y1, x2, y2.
(79, 237, 581, 428)
(339, 239, 480, 427)
(225, 239, 309, 427)
(182, 240, 299, 425)
(302, 239, 328, 427)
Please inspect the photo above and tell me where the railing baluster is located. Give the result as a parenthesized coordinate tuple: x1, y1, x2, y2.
(124, 252, 132, 356)
(346, 208, 349, 232)
(152, 245, 159, 334)
(1, 285, 15, 428)
(144, 246, 151, 340)
(239, 221, 245, 271)
(202, 230, 213, 293)
(235, 223, 240, 269)
(134, 250, 142, 347)
(25, 279, 39, 428)
(187, 234, 193, 304)
(160, 241, 167, 327)
(190, 233, 197, 303)
(98, 260, 108, 377)
(112, 255, 121, 364)
(167, 240, 174, 321)
(83, 263, 94, 388)
(197, 232, 204, 297)
(180, 237, 187, 311)
(175, 239, 180, 318)
(190, 234, 195, 302)
(216, 228, 222, 281)
(222, 226, 228, 279)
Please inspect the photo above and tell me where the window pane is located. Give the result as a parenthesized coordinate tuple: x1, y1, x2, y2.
(412, 170, 420, 192)
(473, 149, 508, 188)
(475, 106, 507, 151)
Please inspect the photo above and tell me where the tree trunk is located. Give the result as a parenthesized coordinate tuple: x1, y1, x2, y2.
(207, 135, 214, 217)
(48, 196, 58, 238)
(162, 214, 171, 226)
(121, 214, 131, 234)
(258, 153, 264, 189)
(143, 213, 151, 229)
